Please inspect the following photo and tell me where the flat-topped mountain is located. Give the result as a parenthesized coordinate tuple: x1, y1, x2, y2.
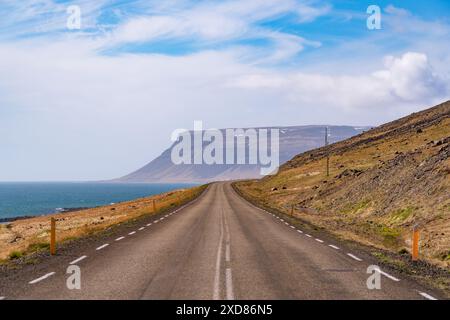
(116, 125, 369, 183)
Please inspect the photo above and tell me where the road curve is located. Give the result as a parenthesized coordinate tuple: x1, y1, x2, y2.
(0, 182, 441, 300)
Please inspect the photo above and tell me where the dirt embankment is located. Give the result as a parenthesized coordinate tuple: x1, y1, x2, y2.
(235, 101, 450, 269)
(0, 185, 206, 261)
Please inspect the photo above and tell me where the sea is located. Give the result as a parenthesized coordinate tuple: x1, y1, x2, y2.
(0, 182, 197, 221)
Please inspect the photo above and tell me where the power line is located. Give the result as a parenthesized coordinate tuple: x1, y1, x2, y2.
(325, 127, 329, 177)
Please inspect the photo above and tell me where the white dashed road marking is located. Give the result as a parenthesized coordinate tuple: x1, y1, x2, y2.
(115, 236, 125, 241)
(96, 244, 109, 251)
(305, 234, 312, 238)
(346, 253, 362, 261)
(290, 226, 295, 229)
(419, 292, 438, 300)
(29, 272, 55, 284)
(315, 238, 324, 243)
(70, 255, 87, 265)
(374, 268, 400, 282)
(213, 214, 224, 300)
(226, 243, 231, 262)
(328, 244, 340, 250)
(297, 230, 303, 234)
(128, 231, 136, 235)
(146, 223, 152, 226)
(138, 227, 145, 231)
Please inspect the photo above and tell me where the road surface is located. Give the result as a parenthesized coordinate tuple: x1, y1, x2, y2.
(0, 182, 441, 300)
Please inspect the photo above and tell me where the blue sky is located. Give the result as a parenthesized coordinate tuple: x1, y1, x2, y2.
(0, 0, 449, 181)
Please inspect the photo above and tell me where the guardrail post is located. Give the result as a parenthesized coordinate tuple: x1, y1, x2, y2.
(412, 225, 420, 261)
(291, 204, 294, 216)
(50, 218, 56, 255)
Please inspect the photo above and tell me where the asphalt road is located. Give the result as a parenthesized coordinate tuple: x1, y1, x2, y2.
(0, 182, 442, 300)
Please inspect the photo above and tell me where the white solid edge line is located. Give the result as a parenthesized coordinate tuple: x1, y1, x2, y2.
(69, 255, 87, 265)
(115, 236, 125, 241)
(419, 292, 438, 300)
(29, 272, 55, 284)
(315, 238, 324, 243)
(346, 253, 363, 261)
(128, 231, 136, 235)
(374, 268, 400, 282)
(96, 243, 109, 251)
(328, 244, 340, 250)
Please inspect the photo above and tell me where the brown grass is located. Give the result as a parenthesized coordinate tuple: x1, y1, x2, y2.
(0, 185, 206, 262)
(235, 101, 450, 268)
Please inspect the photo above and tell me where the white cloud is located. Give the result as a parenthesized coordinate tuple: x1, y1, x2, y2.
(296, 3, 331, 22)
(384, 4, 450, 36)
(374, 52, 446, 101)
(231, 52, 449, 110)
(0, 0, 108, 39)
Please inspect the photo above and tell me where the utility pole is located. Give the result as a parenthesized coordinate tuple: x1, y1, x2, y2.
(325, 127, 329, 177)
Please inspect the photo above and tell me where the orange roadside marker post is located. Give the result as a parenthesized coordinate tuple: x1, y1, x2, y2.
(50, 218, 56, 255)
(412, 225, 420, 261)
(152, 199, 156, 212)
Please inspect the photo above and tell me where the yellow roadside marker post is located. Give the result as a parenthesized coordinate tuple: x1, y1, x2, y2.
(412, 225, 420, 261)
(50, 218, 56, 255)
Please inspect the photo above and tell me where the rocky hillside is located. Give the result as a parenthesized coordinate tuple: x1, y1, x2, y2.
(236, 101, 450, 267)
(116, 126, 368, 183)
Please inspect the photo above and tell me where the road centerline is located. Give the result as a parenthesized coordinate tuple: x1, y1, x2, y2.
(213, 209, 225, 300)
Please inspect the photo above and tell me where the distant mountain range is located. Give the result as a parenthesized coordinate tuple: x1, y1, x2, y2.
(115, 125, 370, 183)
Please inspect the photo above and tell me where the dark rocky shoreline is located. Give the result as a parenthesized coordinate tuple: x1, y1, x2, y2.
(0, 207, 90, 223)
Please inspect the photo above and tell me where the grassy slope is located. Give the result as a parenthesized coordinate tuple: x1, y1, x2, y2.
(236, 100, 450, 268)
(0, 185, 206, 261)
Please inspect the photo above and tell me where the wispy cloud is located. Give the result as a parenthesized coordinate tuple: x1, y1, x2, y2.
(106, 0, 328, 62)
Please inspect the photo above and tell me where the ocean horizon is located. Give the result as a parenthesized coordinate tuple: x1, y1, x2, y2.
(0, 182, 197, 220)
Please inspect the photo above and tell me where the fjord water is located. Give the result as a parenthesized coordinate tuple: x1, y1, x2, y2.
(0, 182, 197, 220)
